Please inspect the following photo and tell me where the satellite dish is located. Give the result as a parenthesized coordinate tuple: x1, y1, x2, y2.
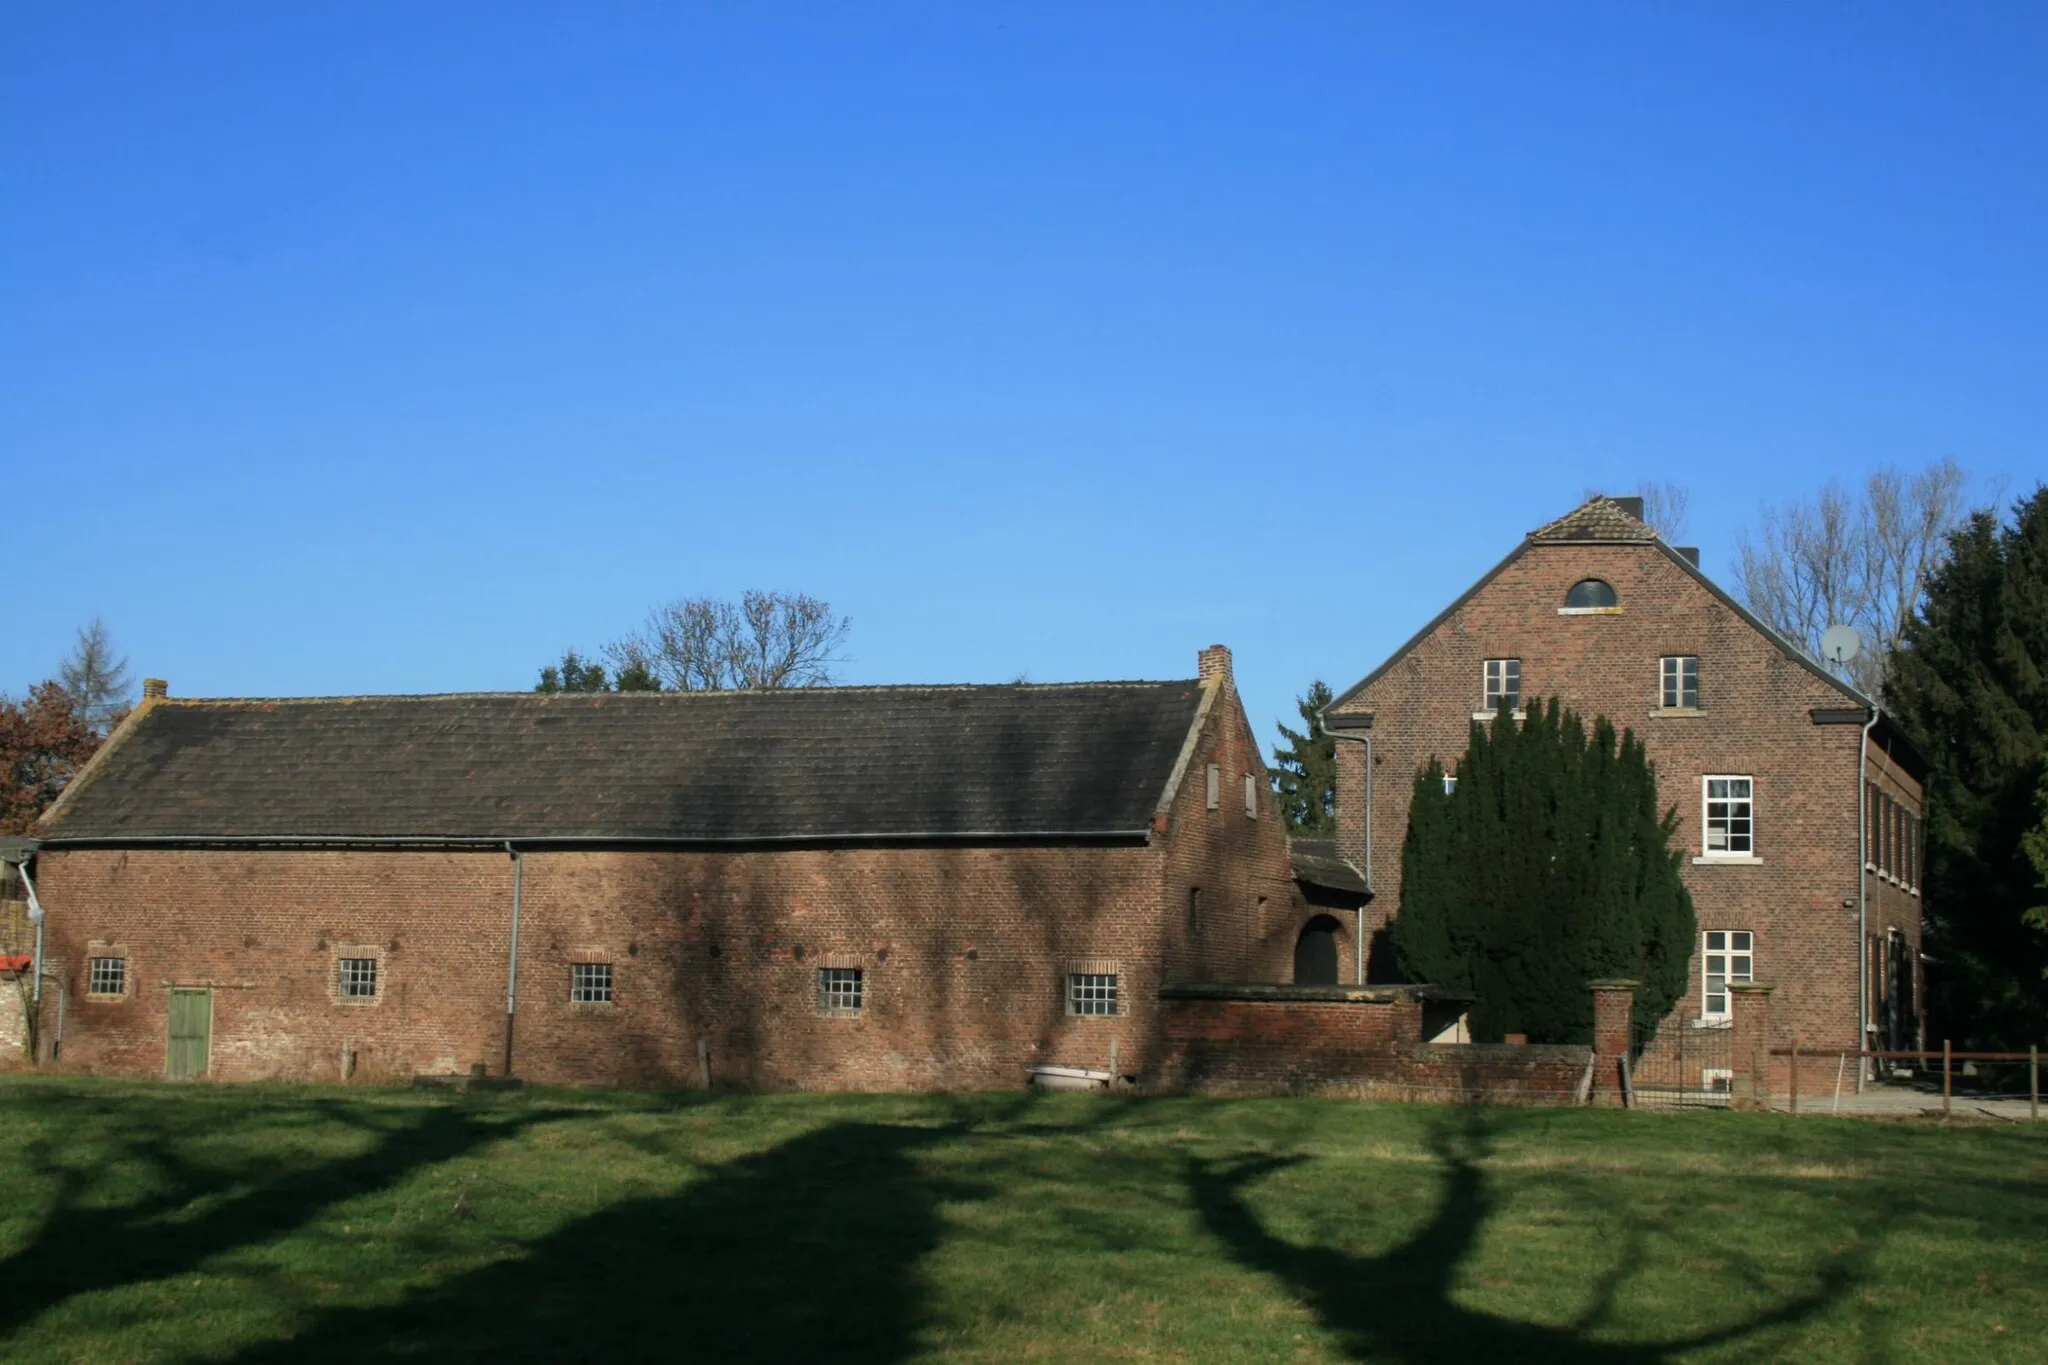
(1821, 624, 1862, 668)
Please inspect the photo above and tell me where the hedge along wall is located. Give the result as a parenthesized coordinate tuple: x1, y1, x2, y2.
(1150, 983, 1594, 1105)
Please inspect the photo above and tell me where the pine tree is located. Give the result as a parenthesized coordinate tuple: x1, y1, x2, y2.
(1269, 680, 1337, 835)
(1391, 698, 1696, 1044)
(1885, 486, 2048, 1046)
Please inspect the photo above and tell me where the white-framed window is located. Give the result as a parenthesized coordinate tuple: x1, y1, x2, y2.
(818, 966, 863, 1015)
(1702, 776, 1753, 856)
(1068, 972, 1119, 1016)
(338, 957, 379, 1000)
(1701, 930, 1753, 1018)
(1205, 764, 1220, 810)
(1442, 772, 1458, 796)
(1659, 655, 1699, 709)
(1483, 658, 1521, 714)
(1243, 772, 1258, 819)
(87, 956, 127, 998)
(570, 962, 614, 1004)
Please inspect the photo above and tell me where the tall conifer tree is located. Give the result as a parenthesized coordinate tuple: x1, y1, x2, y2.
(1392, 699, 1694, 1043)
(1885, 486, 2048, 1046)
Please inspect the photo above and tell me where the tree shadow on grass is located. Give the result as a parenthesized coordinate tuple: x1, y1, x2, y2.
(1187, 1110, 1878, 1363)
(0, 1092, 567, 1346)
(227, 1119, 981, 1364)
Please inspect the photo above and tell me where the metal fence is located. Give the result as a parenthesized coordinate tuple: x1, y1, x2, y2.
(1627, 1017, 1734, 1110)
(1771, 1042, 2043, 1120)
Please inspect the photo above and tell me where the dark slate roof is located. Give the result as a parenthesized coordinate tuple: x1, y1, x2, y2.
(1288, 838, 1369, 895)
(41, 683, 1208, 844)
(1527, 496, 1656, 543)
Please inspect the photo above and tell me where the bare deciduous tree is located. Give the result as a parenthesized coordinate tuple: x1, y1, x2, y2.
(1734, 459, 1969, 695)
(57, 617, 133, 733)
(607, 591, 850, 691)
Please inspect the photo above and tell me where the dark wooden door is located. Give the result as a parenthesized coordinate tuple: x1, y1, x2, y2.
(168, 988, 211, 1080)
(1293, 917, 1340, 985)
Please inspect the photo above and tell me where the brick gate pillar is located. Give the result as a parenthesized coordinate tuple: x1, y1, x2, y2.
(1588, 979, 1637, 1107)
(1728, 982, 1775, 1110)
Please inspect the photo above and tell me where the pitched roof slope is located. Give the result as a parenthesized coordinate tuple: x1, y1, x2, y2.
(41, 683, 1207, 843)
(1527, 496, 1656, 543)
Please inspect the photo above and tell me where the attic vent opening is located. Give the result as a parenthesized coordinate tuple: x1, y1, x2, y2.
(1565, 579, 1618, 609)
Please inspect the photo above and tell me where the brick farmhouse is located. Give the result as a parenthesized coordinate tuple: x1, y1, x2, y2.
(1323, 495, 1928, 1079)
(14, 647, 1389, 1089)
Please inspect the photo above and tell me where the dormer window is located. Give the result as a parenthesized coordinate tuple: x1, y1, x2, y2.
(1564, 579, 1618, 609)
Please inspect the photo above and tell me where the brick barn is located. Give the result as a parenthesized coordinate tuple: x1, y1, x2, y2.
(17, 646, 1377, 1089)
(1323, 496, 1927, 1084)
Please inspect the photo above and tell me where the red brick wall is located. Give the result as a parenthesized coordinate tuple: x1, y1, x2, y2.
(30, 668, 1305, 1091)
(1152, 995, 1588, 1104)
(1330, 540, 1926, 1055)
(1156, 662, 1329, 990)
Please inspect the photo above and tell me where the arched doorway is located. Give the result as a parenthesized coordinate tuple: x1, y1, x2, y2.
(1292, 915, 1342, 985)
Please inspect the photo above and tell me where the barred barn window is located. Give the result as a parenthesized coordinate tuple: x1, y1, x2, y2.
(1068, 973, 1119, 1017)
(818, 967, 863, 1016)
(571, 962, 613, 1004)
(338, 957, 378, 999)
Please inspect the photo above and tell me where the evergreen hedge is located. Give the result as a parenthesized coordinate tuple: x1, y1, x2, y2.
(1392, 698, 1695, 1044)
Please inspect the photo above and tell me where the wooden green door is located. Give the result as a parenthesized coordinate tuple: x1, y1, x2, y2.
(167, 988, 211, 1080)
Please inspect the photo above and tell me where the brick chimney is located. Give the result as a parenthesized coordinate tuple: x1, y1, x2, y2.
(142, 678, 168, 699)
(1197, 645, 1233, 691)
(1613, 495, 1645, 521)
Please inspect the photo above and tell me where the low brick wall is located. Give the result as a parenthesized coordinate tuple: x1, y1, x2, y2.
(1152, 984, 1592, 1106)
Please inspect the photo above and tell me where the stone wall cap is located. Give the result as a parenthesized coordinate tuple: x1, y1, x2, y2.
(1586, 978, 1641, 990)
(1158, 981, 1471, 1005)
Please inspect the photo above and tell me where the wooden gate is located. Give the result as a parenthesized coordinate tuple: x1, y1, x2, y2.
(167, 988, 211, 1080)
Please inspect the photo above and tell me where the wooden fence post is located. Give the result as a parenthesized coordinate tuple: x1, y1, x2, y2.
(1942, 1039, 1951, 1116)
(2031, 1044, 2038, 1124)
(1789, 1039, 1799, 1115)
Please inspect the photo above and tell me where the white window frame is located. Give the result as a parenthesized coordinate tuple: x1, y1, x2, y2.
(1696, 775, 1757, 862)
(87, 955, 128, 999)
(570, 962, 614, 1004)
(1659, 655, 1699, 710)
(817, 966, 863, 1016)
(337, 956, 379, 1001)
(1481, 658, 1521, 715)
(1067, 972, 1120, 1017)
(1242, 772, 1258, 819)
(1204, 764, 1220, 810)
(1700, 929, 1753, 1020)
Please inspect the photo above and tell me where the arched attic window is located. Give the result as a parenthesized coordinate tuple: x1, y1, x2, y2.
(1564, 579, 1618, 609)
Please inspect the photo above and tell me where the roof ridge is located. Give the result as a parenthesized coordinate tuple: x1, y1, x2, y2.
(1527, 495, 1658, 543)
(140, 679, 1202, 705)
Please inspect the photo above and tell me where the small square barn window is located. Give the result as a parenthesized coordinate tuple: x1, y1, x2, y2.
(571, 962, 613, 1004)
(338, 957, 378, 1000)
(87, 956, 126, 998)
(1068, 972, 1120, 1016)
(818, 967, 863, 1015)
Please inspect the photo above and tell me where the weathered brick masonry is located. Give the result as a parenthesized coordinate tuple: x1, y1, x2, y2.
(28, 648, 1345, 1091)
(1326, 497, 1927, 1079)
(1152, 985, 1589, 1105)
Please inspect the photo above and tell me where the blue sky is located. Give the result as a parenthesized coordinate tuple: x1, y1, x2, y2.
(5, 3, 2042, 742)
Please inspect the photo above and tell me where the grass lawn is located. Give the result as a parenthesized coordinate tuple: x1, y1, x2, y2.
(0, 1078, 2043, 1362)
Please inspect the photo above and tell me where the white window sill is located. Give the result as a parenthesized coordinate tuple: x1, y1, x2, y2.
(1650, 707, 1704, 719)
(1692, 854, 1763, 866)
(1473, 709, 1527, 722)
(1689, 1017, 1734, 1030)
(1557, 606, 1623, 616)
